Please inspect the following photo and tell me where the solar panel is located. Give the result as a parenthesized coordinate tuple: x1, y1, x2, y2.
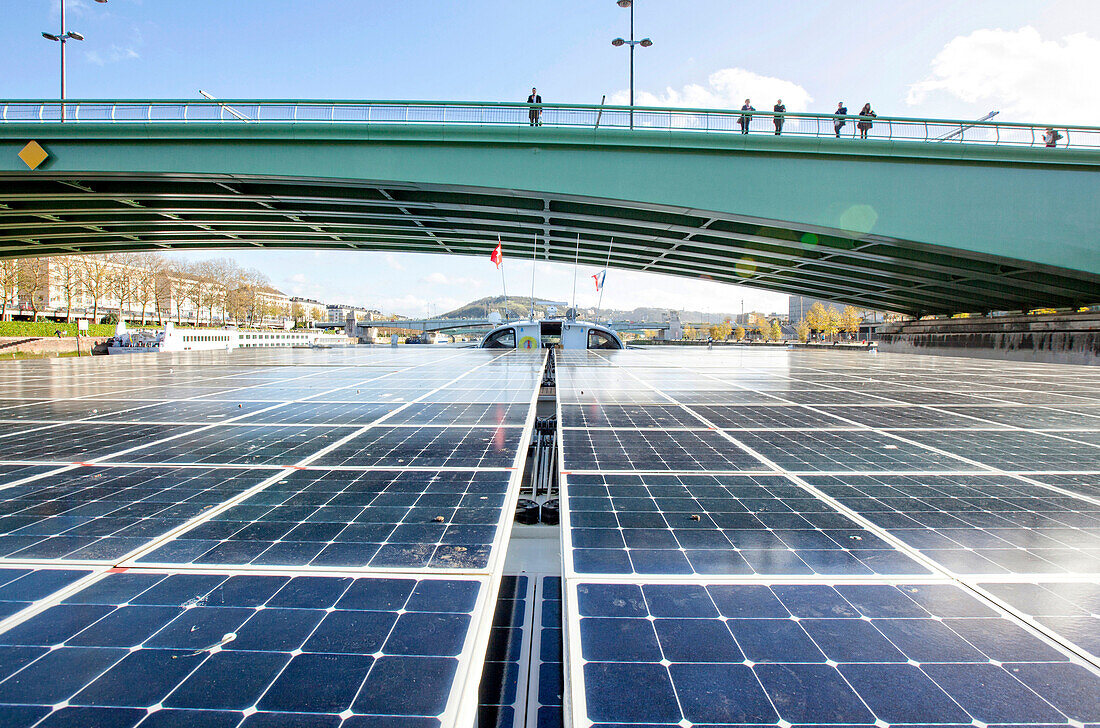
(0, 347, 546, 726)
(135, 469, 515, 571)
(0, 570, 491, 725)
(555, 349, 1100, 728)
(0, 466, 274, 562)
(477, 575, 531, 728)
(314, 426, 526, 469)
(567, 579, 1100, 726)
(564, 473, 929, 577)
(0, 567, 91, 621)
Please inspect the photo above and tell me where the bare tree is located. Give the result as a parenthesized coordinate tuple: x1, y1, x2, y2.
(53, 256, 84, 323)
(112, 253, 147, 323)
(203, 258, 236, 324)
(132, 254, 164, 325)
(17, 258, 49, 322)
(0, 260, 20, 321)
(81, 255, 113, 323)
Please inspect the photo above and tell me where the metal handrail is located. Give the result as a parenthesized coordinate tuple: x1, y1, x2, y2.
(1, 99, 1097, 149)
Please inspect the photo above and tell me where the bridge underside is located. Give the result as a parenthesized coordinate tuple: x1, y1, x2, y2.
(1, 173, 1097, 316)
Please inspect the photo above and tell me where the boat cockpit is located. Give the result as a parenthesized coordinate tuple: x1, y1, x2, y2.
(479, 319, 624, 350)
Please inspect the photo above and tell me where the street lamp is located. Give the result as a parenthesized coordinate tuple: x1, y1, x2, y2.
(611, 0, 652, 130)
(41, 0, 108, 121)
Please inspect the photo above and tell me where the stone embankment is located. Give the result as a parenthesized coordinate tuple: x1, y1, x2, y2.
(0, 336, 111, 357)
(878, 311, 1100, 365)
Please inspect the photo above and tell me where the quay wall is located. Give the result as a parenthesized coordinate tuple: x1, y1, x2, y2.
(0, 336, 111, 357)
(877, 312, 1100, 366)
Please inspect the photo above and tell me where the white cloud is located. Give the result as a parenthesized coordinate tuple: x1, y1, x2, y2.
(611, 67, 813, 112)
(418, 272, 483, 289)
(86, 45, 140, 66)
(383, 254, 405, 271)
(907, 27, 1100, 124)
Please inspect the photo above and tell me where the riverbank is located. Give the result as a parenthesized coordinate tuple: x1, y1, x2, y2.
(0, 336, 111, 358)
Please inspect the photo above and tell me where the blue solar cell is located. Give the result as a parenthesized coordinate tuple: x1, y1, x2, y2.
(258, 652, 375, 713)
(0, 571, 487, 724)
(582, 662, 680, 723)
(726, 618, 826, 662)
(800, 618, 908, 662)
(756, 663, 877, 723)
(707, 583, 789, 617)
(580, 618, 661, 661)
(838, 663, 972, 723)
(65, 605, 181, 647)
(672, 663, 778, 723)
(351, 656, 458, 716)
(385, 612, 471, 656)
(229, 608, 325, 652)
(770, 584, 861, 617)
(872, 618, 989, 662)
(923, 662, 1067, 723)
(73, 647, 205, 707)
(1008, 662, 1100, 723)
(302, 610, 397, 654)
(654, 618, 742, 662)
(944, 617, 1069, 662)
(35, 706, 144, 728)
(640, 584, 717, 617)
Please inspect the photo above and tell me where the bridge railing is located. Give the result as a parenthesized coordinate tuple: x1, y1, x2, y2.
(2, 99, 1098, 149)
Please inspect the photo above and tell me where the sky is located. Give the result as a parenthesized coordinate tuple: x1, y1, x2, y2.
(4, 0, 1098, 316)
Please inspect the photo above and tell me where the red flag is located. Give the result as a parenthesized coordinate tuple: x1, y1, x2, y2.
(490, 242, 503, 268)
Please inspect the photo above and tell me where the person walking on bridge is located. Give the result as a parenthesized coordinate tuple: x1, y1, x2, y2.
(1043, 128, 1063, 147)
(834, 102, 848, 137)
(739, 99, 755, 134)
(857, 103, 876, 139)
(527, 88, 542, 126)
(773, 99, 786, 135)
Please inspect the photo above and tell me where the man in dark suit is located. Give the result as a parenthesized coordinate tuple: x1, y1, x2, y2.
(528, 88, 542, 126)
(773, 99, 786, 135)
(834, 101, 848, 137)
(739, 99, 755, 134)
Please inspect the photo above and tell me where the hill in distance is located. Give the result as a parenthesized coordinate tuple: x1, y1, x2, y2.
(439, 295, 753, 323)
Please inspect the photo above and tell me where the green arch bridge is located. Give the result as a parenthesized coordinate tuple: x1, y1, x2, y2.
(2, 99, 1098, 316)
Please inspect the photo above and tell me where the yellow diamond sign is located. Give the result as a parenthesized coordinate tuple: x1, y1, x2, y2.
(18, 141, 49, 171)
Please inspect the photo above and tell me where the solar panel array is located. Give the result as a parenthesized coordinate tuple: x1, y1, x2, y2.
(556, 348, 1100, 728)
(0, 347, 545, 727)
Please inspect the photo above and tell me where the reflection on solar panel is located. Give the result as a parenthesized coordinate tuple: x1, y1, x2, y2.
(565, 473, 928, 576)
(0, 570, 488, 725)
(137, 469, 514, 570)
(0, 467, 273, 562)
(0, 567, 90, 621)
(570, 580, 1097, 726)
(0, 347, 545, 726)
(556, 349, 1100, 728)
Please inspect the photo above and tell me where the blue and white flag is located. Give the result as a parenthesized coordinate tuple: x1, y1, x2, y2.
(591, 270, 606, 292)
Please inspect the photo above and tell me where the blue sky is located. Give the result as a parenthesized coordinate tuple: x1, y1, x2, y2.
(5, 0, 1098, 315)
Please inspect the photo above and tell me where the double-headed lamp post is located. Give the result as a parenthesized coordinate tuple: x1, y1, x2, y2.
(611, 0, 652, 130)
(42, 0, 108, 121)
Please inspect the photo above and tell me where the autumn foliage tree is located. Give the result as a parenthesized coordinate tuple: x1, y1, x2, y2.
(841, 305, 862, 339)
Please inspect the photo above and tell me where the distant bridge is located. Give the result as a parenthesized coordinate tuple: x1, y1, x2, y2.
(317, 318, 673, 335)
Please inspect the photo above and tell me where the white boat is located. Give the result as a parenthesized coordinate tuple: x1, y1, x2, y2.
(108, 322, 355, 354)
(479, 317, 624, 350)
